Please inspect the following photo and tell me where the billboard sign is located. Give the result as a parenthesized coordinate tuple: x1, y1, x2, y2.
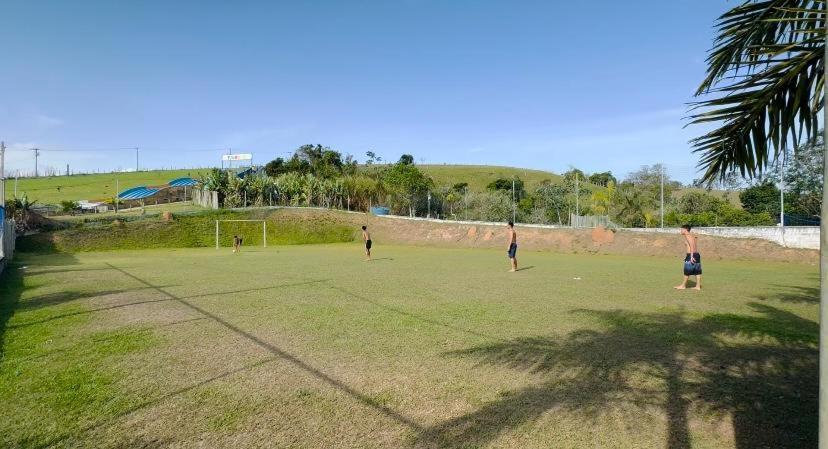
(222, 153, 252, 161)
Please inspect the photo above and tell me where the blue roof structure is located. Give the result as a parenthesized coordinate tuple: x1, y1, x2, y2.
(118, 177, 197, 200)
(118, 186, 160, 200)
(168, 177, 198, 187)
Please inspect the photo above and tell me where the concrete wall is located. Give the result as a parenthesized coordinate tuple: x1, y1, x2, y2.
(0, 219, 16, 276)
(624, 226, 819, 250)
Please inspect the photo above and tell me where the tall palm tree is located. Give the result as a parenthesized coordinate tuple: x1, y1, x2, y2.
(689, 0, 825, 441)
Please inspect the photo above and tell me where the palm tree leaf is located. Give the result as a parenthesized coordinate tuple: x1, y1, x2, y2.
(689, 0, 825, 182)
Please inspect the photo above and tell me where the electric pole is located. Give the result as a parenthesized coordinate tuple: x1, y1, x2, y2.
(0, 141, 5, 209)
(512, 179, 516, 223)
(427, 192, 432, 218)
(780, 155, 785, 232)
(575, 173, 580, 218)
(135, 147, 139, 172)
(660, 164, 664, 229)
(33, 148, 40, 177)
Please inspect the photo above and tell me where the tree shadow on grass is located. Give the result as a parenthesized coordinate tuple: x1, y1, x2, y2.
(0, 252, 82, 361)
(754, 283, 819, 304)
(415, 303, 817, 449)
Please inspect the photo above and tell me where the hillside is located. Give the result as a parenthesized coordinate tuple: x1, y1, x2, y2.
(417, 164, 564, 191)
(4, 165, 738, 209)
(3, 169, 210, 205)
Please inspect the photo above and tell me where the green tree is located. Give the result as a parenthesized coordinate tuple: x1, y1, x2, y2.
(588, 171, 617, 187)
(264, 157, 287, 177)
(486, 177, 525, 198)
(613, 185, 649, 228)
(534, 182, 570, 224)
(562, 168, 586, 186)
(382, 160, 433, 216)
(676, 191, 725, 215)
(764, 133, 824, 216)
(739, 182, 781, 215)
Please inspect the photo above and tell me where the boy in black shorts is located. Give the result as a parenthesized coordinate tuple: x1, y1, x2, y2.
(362, 226, 372, 261)
(233, 235, 242, 253)
(674, 224, 702, 290)
(506, 221, 517, 272)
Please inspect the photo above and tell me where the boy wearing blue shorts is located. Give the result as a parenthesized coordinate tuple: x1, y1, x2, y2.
(506, 221, 518, 272)
(674, 224, 702, 290)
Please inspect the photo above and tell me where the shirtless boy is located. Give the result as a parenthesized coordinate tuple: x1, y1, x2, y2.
(674, 224, 702, 290)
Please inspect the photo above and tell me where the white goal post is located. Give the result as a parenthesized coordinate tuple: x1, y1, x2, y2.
(215, 219, 267, 249)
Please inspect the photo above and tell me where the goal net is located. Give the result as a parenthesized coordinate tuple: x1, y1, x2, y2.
(215, 219, 267, 249)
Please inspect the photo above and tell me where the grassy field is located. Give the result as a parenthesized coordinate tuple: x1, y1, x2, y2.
(0, 244, 817, 448)
(21, 208, 356, 253)
(417, 165, 564, 191)
(4, 169, 210, 205)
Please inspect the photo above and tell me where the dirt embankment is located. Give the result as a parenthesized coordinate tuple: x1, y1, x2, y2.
(276, 209, 816, 264)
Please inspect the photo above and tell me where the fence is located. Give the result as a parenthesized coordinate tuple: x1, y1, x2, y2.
(192, 189, 220, 209)
(0, 219, 16, 274)
(624, 226, 819, 250)
(570, 214, 618, 229)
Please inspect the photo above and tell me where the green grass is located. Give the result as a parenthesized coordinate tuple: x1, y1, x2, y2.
(6, 169, 210, 206)
(18, 209, 356, 252)
(0, 244, 817, 448)
(417, 165, 565, 191)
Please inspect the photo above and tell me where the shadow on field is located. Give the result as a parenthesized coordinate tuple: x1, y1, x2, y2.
(0, 253, 82, 361)
(754, 283, 819, 304)
(55, 263, 425, 442)
(415, 304, 817, 449)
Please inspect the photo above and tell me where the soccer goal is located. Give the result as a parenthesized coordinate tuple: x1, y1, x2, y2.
(215, 219, 267, 249)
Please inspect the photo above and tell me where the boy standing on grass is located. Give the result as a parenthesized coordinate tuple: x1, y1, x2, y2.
(674, 224, 702, 290)
(506, 221, 518, 272)
(233, 235, 242, 253)
(362, 226, 372, 261)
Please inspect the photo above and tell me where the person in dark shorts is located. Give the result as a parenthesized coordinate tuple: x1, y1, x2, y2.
(362, 226, 372, 261)
(233, 235, 242, 253)
(674, 224, 702, 290)
(506, 221, 517, 272)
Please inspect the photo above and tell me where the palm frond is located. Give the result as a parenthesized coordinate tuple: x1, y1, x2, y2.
(690, 0, 825, 182)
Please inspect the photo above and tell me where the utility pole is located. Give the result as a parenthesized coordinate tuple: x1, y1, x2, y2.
(660, 164, 665, 229)
(115, 178, 119, 213)
(512, 179, 516, 223)
(464, 186, 468, 221)
(33, 148, 40, 177)
(575, 173, 580, 218)
(0, 141, 5, 209)
(427, 192, 432, 218)
(780, 155, 785, 234)
(66, 163, 70, 177)
(135, 147, 139, 172)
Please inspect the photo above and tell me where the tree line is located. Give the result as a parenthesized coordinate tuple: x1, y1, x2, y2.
(197, 140, 822, 227)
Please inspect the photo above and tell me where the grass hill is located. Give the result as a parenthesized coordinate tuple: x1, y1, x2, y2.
(3, 169, 210, 206)
(4, 165, 738, 209)
(417, 165, 564, 191)
(6, 166, 567, 207)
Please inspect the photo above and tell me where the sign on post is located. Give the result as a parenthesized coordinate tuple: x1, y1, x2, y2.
(222, 153, 253, 161)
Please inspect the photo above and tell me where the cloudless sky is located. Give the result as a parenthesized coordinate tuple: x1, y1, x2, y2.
(1, 0, 730, 182)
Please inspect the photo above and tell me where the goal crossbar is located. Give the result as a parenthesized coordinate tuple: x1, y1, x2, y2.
(215, 219, 267, 249)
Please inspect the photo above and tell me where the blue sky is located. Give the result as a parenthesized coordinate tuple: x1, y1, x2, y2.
(1, 0, 729, 182)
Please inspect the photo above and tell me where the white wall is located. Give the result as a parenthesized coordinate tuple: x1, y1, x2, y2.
(624, 226, 819, 250)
